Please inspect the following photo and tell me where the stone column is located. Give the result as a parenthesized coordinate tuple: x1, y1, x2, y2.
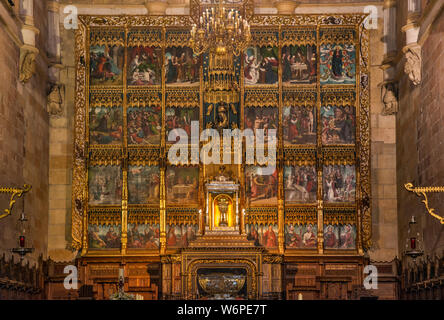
(145, 0, 168, 15)
(47, 0, 63, 83)
(380, 0, 399, 116)
(402, 0, 422, 86)
(273, 1, 299, 15)
(19, 0, 39, 83)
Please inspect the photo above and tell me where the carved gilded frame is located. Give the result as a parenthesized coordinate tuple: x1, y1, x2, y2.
(72, 13, 371, 257)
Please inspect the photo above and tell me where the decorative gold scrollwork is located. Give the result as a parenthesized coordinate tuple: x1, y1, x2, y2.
(0, 184, 31, 220)
(405, 183, 444, 225)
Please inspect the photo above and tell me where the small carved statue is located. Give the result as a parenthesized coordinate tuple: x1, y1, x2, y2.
(47, 84, 63, 116)
(19, 50, 37, 83)
(381, 82, 398, 116)
(216, 102, 229, 129)
(404, 46, 421, 86)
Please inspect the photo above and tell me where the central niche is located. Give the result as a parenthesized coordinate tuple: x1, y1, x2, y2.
(197, 268, 247, 300)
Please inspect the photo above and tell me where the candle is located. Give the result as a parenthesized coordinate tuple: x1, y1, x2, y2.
(119, 268, 124, 279)
(298, 293, 303, 300)
(19, 235, 25, 248)
(410, 237, 417, 249)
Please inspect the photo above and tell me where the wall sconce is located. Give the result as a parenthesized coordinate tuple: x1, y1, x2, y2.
(405, 183, 444, 224)
(0, 184, 31, 220)
(10, 189, 34, 260)
(404, 216, 424, 262)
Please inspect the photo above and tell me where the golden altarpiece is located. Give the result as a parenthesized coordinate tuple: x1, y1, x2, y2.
(72, 0, 371, 300)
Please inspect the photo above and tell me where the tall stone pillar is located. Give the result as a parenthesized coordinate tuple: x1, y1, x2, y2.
(380, 0, 399, 116)
(402, 0, 422, 86)
(19, 0, 39, 83)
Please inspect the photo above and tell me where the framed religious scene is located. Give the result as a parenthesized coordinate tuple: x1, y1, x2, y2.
(285, 223, 318, 249)
(320, 44, 356, 85)
(245, 166, 278, 206)
(127, 106, 162, 145)
(90, 45, 124, 86)
(165, 107, 199, 142)
(166, 224, 198, 248)
(244, 107, 278, 134)
(165, 47, 201, 85)
(284, 166, 317, 203)
(88, 224, 121, 249)
(127, 223, 160, 249)
(323, 165, 356, 203)
(128, 166, 160, 204)
(246, 223, 278, 248)
(88, 166, 122, 205)
(89, 107, 123, 145)
(321, 105, 355, 145)
(166, 167, 199, 205)
(323, 224, 340, 249)
(282, 44, 317, 84)
(282, 106, 316, 144)
(339, 224, 356, 249)
(244, 46, 278, 85)
(127, 46, 162, 86)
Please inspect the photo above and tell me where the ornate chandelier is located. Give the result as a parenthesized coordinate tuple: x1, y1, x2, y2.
(190, 1, 251, 56)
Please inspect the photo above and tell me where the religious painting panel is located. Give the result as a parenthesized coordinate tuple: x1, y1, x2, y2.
(244, 46, 278, 86)
(246, 223, 278, 248)
(244, 107, 278, 134)
(285, 223, 318, 249)
(88, 224, 121, 249)
(323, 224, 340, 249)
(282, 44, 317, 85)
(127, 46, 162, 86)
(320, 104, 355, 145)
(165, 47, 201, 86)
(89, 106, 123, 145)
(165, 107, 199, 143)
(166, 223, 199, 248)
(127, 106, 162, 145)
(245, 166, 278, 206)
(90, 45, 124, 86)
(284, 166, 317, 203)
(339, 223, 356, 249)
(88, 166, 122, 205)
(282, 105, 316, 145)
(128, 166, 160, 204)
(320, 43, 356, 85)
(166, 166, 199, 205)
(323, 165, 356, 203)
(127, 223, 160, 249)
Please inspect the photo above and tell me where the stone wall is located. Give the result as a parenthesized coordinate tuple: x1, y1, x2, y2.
(396, 6, 444, 259)
(0, 1, 49, 265)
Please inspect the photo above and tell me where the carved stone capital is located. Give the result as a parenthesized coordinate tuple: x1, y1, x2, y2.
(273, 1, 299, 15)
(145, 0, 168, 15)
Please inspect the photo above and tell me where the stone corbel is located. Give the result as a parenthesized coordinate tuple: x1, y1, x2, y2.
(403, 44, 421, 86)
(19, 44, 38, 84)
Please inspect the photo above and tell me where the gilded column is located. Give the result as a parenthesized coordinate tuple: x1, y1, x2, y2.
(277, 25, 284, 255)
(159, 27, 167, 255)
(121, 27, 129, 255)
